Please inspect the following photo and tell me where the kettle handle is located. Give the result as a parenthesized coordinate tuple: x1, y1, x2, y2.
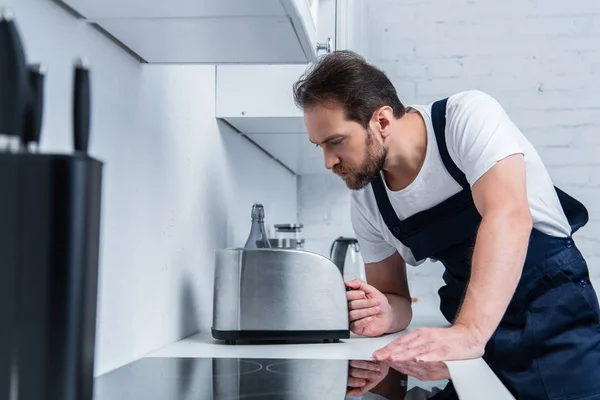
(329, 237, 339, 258)
(330, 237, 361, 277)
(330, 236, 360, 257)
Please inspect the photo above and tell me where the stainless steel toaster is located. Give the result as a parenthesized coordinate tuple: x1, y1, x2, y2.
(211, 248, 350, 344)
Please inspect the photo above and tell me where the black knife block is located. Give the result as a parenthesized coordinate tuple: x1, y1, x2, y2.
(0, 153, 103, 400)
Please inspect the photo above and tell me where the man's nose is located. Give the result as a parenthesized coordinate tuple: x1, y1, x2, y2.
(324, 149, 340, 170)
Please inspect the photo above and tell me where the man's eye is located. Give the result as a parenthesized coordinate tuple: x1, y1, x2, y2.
(314, 143, 321, 148)
(330, 139, 344, 145)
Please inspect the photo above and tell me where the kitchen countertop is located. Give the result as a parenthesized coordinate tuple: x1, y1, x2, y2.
(147, 315, 445, 360)
(143, 315, 515, 400)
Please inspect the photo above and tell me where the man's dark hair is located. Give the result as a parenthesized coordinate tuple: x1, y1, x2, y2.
(293, 50, 406, 129)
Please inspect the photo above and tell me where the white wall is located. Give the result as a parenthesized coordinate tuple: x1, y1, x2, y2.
(299, 0, 600, 319)
(10, 0, 297, 376)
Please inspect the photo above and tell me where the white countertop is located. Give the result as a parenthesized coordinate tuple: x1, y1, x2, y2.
(145, 316, 515, 400)
(149, 330, 406, 360)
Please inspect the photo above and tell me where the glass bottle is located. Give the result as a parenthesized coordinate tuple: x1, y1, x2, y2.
(244, 203, 272, 249)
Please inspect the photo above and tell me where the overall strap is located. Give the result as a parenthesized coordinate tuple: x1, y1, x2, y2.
(431, 98, 470, 190)
(371, 175, 403, 236)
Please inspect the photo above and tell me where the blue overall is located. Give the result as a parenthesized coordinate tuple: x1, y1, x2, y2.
(370, 98, 600, 400)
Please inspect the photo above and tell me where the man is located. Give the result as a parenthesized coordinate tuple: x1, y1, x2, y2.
(293, 50, 600, 399)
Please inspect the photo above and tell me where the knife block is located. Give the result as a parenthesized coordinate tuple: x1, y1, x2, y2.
(0, 153, 103, 400)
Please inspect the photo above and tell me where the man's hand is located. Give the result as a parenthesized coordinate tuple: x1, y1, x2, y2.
(372, 325, 484, 363)
(346, 279, 393, 337)
(346, 360, 389, 397)
(386, 359, 451, 382)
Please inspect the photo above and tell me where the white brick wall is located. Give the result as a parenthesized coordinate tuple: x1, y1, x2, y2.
(299, 0, 600, 319)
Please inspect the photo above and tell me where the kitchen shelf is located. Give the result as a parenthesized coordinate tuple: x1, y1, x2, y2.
(57, 0, 323, 64)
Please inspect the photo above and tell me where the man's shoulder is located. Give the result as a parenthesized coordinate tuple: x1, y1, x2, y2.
(412, 90, 500, 127)
(442, 90, 507, 138)
(446, 89, 498, 109)
(412, 90, 497, 112)
(445, 89, 502, 114)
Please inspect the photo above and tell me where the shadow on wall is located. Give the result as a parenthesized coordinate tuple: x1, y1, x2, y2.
(177, 274, 198, 396)
(179, 274, 199, 342)
(175, 145, 229, 337)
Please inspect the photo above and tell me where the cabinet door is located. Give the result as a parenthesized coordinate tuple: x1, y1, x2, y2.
(54, 0, 321, 64)
(335, 0, 359, 51)
(92, 17, 307, 64)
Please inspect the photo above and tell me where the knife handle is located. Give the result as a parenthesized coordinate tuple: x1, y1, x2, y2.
(23, 64, 46, 152)
(73, 58, 90, 154)
(0, 8, 28, 149)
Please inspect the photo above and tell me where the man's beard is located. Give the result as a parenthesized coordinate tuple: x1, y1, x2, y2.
(333, 131, 387, 191)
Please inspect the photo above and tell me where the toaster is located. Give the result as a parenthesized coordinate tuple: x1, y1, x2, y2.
(211, 248, 350, 344)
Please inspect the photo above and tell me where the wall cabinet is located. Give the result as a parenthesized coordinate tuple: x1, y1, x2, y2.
(58, 0, 331, 64)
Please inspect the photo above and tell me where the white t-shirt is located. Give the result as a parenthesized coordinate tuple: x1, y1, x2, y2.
(351, 90, 571, 266)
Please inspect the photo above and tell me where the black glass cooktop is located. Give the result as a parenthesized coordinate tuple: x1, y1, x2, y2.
(93, 357, 451, 399)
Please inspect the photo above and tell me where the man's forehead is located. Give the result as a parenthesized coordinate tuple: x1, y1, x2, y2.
(305, 102, 346, 117)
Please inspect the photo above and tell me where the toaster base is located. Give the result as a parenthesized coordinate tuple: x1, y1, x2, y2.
(212, 328, 350, 344)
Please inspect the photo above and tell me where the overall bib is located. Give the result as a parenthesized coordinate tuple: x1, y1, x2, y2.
(370, 98, 600, 400)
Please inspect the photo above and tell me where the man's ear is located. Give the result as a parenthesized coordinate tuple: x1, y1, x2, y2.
(371, 106, 394, 138)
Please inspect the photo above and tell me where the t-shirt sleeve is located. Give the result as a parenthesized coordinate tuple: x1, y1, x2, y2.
(446, 90, 525, 186)
(350, 197, 397, 264)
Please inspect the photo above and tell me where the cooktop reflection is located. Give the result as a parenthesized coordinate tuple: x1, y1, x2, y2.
(93, 357, 450, 400)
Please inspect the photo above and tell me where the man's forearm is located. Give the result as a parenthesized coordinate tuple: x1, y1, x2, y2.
(454, 209, 532, 344)
(384, 293, 413, 333)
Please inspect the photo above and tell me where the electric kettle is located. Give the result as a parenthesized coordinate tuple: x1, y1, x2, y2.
(330, 237, 366, 282)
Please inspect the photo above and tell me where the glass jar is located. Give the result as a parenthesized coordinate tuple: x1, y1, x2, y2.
(269, 224, 305, 249)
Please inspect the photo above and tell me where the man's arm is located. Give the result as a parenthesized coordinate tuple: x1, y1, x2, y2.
(453, 152, 532, 344)
(373, 153, 532, 362)
(365, 251, 413, 333)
